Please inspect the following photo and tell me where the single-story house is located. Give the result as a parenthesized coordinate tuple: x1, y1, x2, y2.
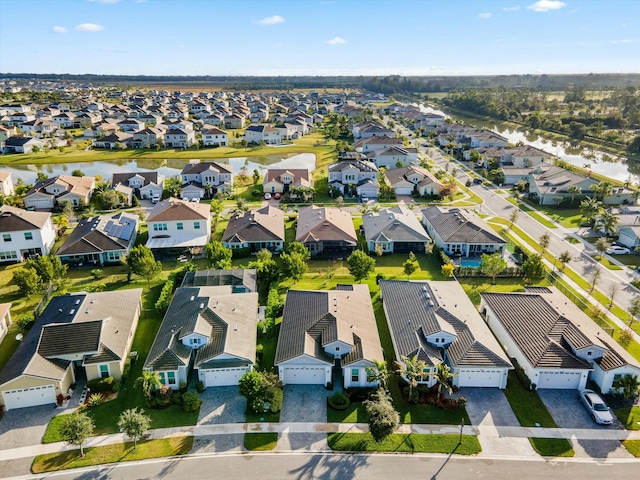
(362, 206, 430, 254)
(380, 280, 512, 389)
(384, 166, 444, 197)
(296, 205, 357, 256)
(144, 279, 259, 388)
(0, 289, 142, 410)
(421, 207, 506, 258)
(480, 287, 640, 391)
(263, 169, 313, 195)
(222, 206, 285, 252)
(3, 136, 45, 154)
(23, 175, 95, 210)
(56, 212, 138, 266)
(275, 284, 383, 387)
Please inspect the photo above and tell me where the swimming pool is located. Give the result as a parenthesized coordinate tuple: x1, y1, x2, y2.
(458, 258, 482, 268)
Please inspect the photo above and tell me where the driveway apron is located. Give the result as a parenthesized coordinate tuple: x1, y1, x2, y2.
(277, 385, 329, 451)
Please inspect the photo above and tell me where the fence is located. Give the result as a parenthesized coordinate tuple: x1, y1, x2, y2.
(546, 271, 615, 337)
(33, 282, 55, 319)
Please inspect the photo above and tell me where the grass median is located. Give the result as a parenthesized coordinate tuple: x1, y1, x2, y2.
(244, 433, 278, 451)
(32, 436, 193, 473)
(327, 432, 481, 455)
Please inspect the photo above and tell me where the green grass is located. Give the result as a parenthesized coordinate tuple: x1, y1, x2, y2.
(503, 371, 558, 428)
(327, 401, 369, 423)
(31, 436, 193, 473)
(458, 277, 529, 306)
(507, 199, 557, 229)
(244, 433, 278, 451)
(613, 406, 640, 430)
(622, 440, 640, 457)
(528, 438, 575, 457)
(327, 433, 481, 455)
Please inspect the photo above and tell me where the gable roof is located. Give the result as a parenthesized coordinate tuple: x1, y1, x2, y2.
(180, 161, 232, 176)
(263, 168, 312, 187)
(362, 206, 430, 244)
(25, 175, 94, 199)
(384, 166, 443, 189)
(0, 289, 142, 386)
(181, 268, 257, 292)
(146, 197, 210, 222)
(56, 212, 138, 256)
(380, 280, 512, 368)
(296, 205, 357, 244)
(111, 171, 163, 188)
(275, 284, 382, 366)
(0, 205, 51, 231)
(222, 205, 285, 244)
(422, 207, 506, 245)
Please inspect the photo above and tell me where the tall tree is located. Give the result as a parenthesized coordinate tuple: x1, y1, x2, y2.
(364, 388, 399, 442)
(480, 252, 507, 284)
(594, 237, 610, 259)
(612, 374, 640, 400)
(567, 185, 582, 207)
(136, 370, 162, 401)
(366, 360, 389, 392)
(395, 355, 426, 403)
(521, 254, 545, 283)
(594, 210, 619, 237)
(61, 412, 95, 457)
(210, 199, 223, 227)
(402, 251, 419, 278)
(539, 233, 550, 254)
(558, 250, 572, 271)
(431, 363, 458, 399)
(588, 268, 602, 295)
(12, 267, 41, 296)
(123, 245, 162, 285)
(347, 250, 376, 282)
(580, 197, 603, 226)
(205, 240, 233, 269)
(118, 408, 151, 450)
(627, 296, 640, 326)
(508, 209, 519, 230)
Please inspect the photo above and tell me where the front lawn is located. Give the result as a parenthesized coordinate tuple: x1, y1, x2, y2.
(327, 401, 368, 423)
(613, 406, 640, 430)
(503, 371, 557, 428)
(327, 432, 481, 455)
(244, 433, 278, 451)
(529, 437, 575, 457)
(31, 437, 193, 473)
(622, 440, 640, 457)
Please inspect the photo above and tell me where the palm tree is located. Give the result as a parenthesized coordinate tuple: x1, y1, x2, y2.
(558, 250, 572, 271)
(592, 181, 613, 201)
(539, 233, 551, 255)
(594, 210, 619, 237)
(366, 360, 390, 392)
(613, 374, 640, 400)
(594, 237, 610, 259)
(136, 370, 162, 401)
(580, 197, 604, 226)
(628, 296, 640, 326)
(430, 363, 458, 399)
(567, 185, 582, 207)
(395, 355, 426, 402)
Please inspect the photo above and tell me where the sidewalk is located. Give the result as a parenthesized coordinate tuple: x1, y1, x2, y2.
(2, 422, 640, 462)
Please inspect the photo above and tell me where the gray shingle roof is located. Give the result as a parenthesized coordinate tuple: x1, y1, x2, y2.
(0, 205, 51, 231)
(422, 207, 505, 245)
(363, 206, 430, 244)
(56, 213, 137, 256)
(275, 284, 383, 366)
(222, 206, 284, 244)
(380, 280, 512, 369)
(296, 206, 357, 244)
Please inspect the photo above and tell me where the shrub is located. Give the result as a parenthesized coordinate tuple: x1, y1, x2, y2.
(179, 381, 187, 393)
(457, 396, 468, 408)
(171, 391, 183, 406)
(328, 392, 351, 411)
(156, 386, 172, 408)
(87, 393, 104, 407)
(251, 190, 261, 197)
(155, 275, 176, 313)
(375, 273, 386, 285)
(121, 358, 131, 383)
(346, 387, 376, 402)
(86, 376, 114, 393)
(268, 388, 283, 413)
(111, 380, 121, 393)
(182, 392, 202, 412)
(196, 381, 205, 393)
(231, 247, 251, 258)
(90, 268, 104, 279)
(17, 316, 36, 332)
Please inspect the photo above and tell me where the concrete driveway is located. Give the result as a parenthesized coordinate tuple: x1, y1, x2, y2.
(0, 404, 61, 449)
(197, 386, 246, 425)
(463, 388, 535, 457)
(538, 389, 632, 459)
(281, 385, 327, 423)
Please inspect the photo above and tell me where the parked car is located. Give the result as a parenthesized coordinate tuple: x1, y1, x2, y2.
(264, 193, 272, 200)
(473, 178, 483, 185)
(274, 193, 281, 200)
(605, 245, 630, 255)
(579, 389, 614, 425)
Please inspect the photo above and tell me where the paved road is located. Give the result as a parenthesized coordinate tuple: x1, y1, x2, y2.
(427, 146, 640, 334)
(14, 451, 639, 480)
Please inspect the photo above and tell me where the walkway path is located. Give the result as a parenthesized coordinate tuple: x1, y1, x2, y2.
(2, 422, 640, 462)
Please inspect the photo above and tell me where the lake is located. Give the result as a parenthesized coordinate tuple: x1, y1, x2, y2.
(0, 152, 316, 184)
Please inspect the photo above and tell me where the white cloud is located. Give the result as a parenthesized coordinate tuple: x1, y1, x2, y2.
(326, 37, 347, 45)
(504, 6, 521, 11)
(75, 23, 105, 32)
(52, 26, 67, 34)
(479, 12, 492, 19)
(526, 1, 566, 12)
(257, 15, 285, 25)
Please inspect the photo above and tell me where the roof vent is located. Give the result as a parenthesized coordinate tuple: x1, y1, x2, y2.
(69, 309, 75, 315)
(75, 299, 81, 305)
(59, 308, 63, 313)
(190, 296, 195, 301)
(428, 300, 434, 307)
(234, 324, 238, 331)
(199, 303, 204, 310)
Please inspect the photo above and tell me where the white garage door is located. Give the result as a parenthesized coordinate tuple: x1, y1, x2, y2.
(202, 367, 248, 387)
(395, 186, 413, 195)
(25, 198, 53, 209)
(538, 371, 582, 389)
(282, 366, 326, 385)
(2, 385, 56, 410)
(457, 369, 503, 388)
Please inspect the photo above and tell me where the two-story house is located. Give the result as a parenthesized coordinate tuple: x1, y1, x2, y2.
(202, 127, 228, 147)
(384, 166, 444, 197)
(0, 205, 56, 262)
(328, 157, 379, 199)
(263, 168, 313, 195)
(23, 175, 95, 210)
(111, 171, 165, 200)
(180, 161, 234, 199)
(130, 127, 165, 149)
(145, 198, 211, 252)
(245, 125, 282, 145)
(165, 128, 195, 148)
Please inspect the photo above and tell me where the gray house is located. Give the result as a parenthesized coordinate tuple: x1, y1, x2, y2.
(362, 206, 430, 254)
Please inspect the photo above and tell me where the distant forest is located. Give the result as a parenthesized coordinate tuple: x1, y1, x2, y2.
(2, 73, 640, 93)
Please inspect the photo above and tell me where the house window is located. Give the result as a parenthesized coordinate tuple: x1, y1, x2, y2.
(153, 223, 167, 231)
(167, 371, 176, 385)
(422, 367, 431, 380)
(99, 365, 110, 379)
(434, 338, 439, 343)
(177, 222, 184, 230)
(335, 347, 340, 351)
(191, 338, 200, 345)
(24, 232, 33, 240)
(2, 234, 10, 242)
(194, 222, 201, 230)
(0, 251, 18, 260)
(107, 252, 121, 261)
(351, 368, 359, 383)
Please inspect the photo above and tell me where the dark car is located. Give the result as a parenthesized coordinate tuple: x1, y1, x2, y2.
(473, 178, 483, 185)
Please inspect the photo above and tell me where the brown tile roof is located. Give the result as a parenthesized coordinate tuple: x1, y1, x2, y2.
(223, 206, 285, 244)
(263, 169, 312, 188)
(295, 206, 357, 244)
(0, 205, 51, 231)
(146, 197, 210, 222)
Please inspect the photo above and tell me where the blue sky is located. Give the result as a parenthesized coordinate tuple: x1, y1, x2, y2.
(0, 0, 638, 76)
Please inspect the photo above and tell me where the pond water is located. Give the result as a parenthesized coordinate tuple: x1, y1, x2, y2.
(0, 152, 316, 184)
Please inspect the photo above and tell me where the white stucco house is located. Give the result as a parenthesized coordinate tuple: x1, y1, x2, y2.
(0, 205, 57, 262)
(145, 197, 211, 251)
(23, 175, 95, 210)
(275, 284, 383, 388)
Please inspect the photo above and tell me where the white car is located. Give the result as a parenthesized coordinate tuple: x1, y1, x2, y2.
(605, 245, 630, 255)
(579, 389, 614, 425)
(264, 193, 272, 200)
